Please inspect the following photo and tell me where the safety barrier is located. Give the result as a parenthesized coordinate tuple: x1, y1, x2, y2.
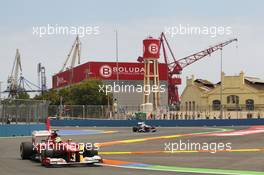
(50, 119, 264, 127)
(0, 124, 46, 137)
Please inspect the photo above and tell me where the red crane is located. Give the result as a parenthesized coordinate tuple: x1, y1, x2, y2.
(138, 33, 238, 105)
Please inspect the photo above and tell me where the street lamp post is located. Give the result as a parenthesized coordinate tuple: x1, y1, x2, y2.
(115, 30, 119, 119)
(220, 48, 223, 119)
(0, 81, 2, 100)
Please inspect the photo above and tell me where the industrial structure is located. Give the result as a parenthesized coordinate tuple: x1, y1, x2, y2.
(37, 63, 47, 95)
(138, 33, 237, 105)
(141, 36, 161, 110)
(4, 49, 47, 98)
(6, 49, 22, 98)
(52, 34, 238, 106)
(60, 35, 81, 85)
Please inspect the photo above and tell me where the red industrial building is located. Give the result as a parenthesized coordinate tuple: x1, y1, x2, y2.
(52, 61, 169, 106)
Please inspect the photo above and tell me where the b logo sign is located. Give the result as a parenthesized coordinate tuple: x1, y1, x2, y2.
(148, 43, 159, 54)
(143, 38, 160, 59)
(100, 65, 112, 78)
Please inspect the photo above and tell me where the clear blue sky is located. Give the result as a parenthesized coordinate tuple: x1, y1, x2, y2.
(0, 0, 263, 97)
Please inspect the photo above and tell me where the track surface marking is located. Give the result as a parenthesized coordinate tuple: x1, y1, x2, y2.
(98, 126, 264, 174)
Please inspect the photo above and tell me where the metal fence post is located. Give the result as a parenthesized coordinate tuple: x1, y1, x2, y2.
(82, 105, 85, 119)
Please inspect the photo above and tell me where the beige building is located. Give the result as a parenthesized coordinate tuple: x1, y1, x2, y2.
(180, 72, 264, 119)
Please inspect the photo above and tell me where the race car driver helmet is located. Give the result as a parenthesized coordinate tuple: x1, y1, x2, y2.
(54, 136, 62, 143)
(50, 132, 58, 140)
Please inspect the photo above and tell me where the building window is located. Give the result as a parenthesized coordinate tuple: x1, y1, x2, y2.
(246, 99, 254, 111)
(192, 101, 195, 111)
(189, 101, 192, 111)
(185, 102, 188, 111)
(212, 100, 221, 110)
(227, 95, 239, 105)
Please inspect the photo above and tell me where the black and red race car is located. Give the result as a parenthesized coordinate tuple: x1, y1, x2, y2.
(132, 122, 157, 132)
(20, 130, 102, 167)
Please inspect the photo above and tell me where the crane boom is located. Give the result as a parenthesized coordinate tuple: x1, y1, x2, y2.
(60, 35, 81, 72)
(159, 32, 238, 104)
(11, 49, 22, 85)
(170, 38, 238, 74)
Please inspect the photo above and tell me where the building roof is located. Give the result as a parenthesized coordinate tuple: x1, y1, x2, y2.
(193, 76, 264, 91)
(245, 77, 264, 90)
(194, 79, 215, 91)
(245, 77, 264, 84)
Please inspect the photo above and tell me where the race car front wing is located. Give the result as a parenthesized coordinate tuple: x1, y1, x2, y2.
(44, 156, 102, 165)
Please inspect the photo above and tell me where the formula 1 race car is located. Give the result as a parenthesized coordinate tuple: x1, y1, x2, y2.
(20, 130, 102, 167)
(132, 122, 157, 132)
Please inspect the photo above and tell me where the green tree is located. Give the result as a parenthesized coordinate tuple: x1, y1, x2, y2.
(16, 92, 30, 99)
(34, 79, 112, 105)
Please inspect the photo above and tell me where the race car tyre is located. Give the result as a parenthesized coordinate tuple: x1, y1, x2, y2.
(144, 127, 150, 132)
(151, 127, 157, 132)
(20, 142, 34, 159)
(40, 149, 55, 166)
(132, 127, 138, 132)
(39, 152, 45, 166)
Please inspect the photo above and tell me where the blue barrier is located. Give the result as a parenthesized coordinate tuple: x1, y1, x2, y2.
(51, 119, 139, 127)
(51, 119, 264, 127)
(0, 124, 46, 137)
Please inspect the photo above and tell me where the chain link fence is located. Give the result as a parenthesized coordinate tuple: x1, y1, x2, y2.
(47, 104, 264, 120)
(169, 104, 263, 120)
(48, 105, 110, 119)
(1, 100, 264, 123)
(0, 99, 49, 124)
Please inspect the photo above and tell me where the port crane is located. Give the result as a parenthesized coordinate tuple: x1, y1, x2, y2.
(60, 35, 81, 84)
(6, 49, 22, 98)
(138, 33, 238, 105)
(5, 49, 47, 98)
(60, 35, 81, 72)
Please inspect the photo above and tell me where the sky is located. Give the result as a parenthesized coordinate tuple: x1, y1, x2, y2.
(0, 0, 263, 97)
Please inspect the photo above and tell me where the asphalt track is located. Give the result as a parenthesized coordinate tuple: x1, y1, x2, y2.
(1, 126, 264, 175)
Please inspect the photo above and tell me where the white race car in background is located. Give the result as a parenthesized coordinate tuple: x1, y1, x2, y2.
(132, 122, 157, 132)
